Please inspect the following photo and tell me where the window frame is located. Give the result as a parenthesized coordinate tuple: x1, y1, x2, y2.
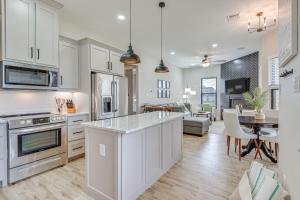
(201, 77, 217, 107)
(268, 56, 280, 110)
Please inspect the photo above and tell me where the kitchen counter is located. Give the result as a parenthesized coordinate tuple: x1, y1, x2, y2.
(83, 111, 184, 134)
(84, 111, 183, 200)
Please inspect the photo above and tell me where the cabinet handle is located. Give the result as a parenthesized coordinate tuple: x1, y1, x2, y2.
(72, 146, 84, 151)
(110, 62, 113, 70)
(30, 47, 34, 59)
(60, 76, 63, 85)
(107, 62, 110, 70)
(72, 120, 83, 123)
(73, 131, 83, 135)
(37, 49, 40, 60)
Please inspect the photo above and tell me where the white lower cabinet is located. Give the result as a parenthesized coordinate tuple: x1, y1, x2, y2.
(67, 113, 89, 159)
(0, 123, 7, 187)
(122, 119, 183, 200)
(145, 125, 162, 185)
(162, 121, 174, 170)
(122, 130, 146, 200)
(85, 117, 183, 200)
(68, 139, 85, 158)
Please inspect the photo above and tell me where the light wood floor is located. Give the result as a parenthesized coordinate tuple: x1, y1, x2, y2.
(0, 122, 278, 200)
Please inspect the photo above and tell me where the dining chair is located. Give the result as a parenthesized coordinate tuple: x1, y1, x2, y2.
(256, 128, 279, 159)
(223, 111, 260, 160)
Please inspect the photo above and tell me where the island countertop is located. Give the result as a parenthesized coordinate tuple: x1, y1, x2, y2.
(83, 111, 185, 134)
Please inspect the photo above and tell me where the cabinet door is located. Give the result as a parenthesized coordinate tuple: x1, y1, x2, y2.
(35, 2, 58, 66)
(90, 45, 110, 72)
(5, 0, 35, 63)
(110, 51, 124, 76)
(162, 121, 174, 170)
(122, 130, 146, 200)
(173, 119, 183, 161)
(59, 41, 79, 89)
(145, 125, 162, 185)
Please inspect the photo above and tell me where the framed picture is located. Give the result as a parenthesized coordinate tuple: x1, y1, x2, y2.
(157, 79, 171, 98)
(157, 80, 162, 88)
(278, 0, 298, 67)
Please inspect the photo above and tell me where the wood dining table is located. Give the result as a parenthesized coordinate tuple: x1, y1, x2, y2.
(238, 116, 279, 163)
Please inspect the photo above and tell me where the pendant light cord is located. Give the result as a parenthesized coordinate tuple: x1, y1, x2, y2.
(130, 0, 132, 45)
(160, 5, 163, 60)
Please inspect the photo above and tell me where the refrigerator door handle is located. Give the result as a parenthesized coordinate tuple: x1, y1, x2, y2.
(114, 81, 118, 112)
(111, 81, 115, 112)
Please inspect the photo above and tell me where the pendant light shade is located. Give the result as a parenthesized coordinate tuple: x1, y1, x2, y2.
(120, 0, 141, 65)
(155, 2, 169, 73)
(120, 44, 141, 65)
(155, 59, 169, 73)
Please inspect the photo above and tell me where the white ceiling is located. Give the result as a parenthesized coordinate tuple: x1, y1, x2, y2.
(57, 0, 278, 68)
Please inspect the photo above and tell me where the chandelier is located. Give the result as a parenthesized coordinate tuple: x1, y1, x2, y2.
(248, 12, 276, 33)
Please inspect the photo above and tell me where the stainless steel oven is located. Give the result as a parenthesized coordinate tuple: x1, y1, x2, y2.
(0, 113, 67, 183)
(0, 61, 59, 90)
(9, 123, 67, 169)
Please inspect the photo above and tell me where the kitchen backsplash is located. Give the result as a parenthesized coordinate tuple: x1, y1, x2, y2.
(0, 91, 87, 115)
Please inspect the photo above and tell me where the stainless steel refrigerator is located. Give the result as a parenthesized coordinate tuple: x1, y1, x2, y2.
(91, 73, 128, 120)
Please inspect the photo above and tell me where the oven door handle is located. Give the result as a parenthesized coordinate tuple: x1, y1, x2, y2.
(9, 123, 66, 135)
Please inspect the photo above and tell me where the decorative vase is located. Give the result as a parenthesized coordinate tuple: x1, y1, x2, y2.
(255, 109, 265, 120)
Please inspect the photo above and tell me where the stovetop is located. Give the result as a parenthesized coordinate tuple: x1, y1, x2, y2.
(0, 112, 67, 129)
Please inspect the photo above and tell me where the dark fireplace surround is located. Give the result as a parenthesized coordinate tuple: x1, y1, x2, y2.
(221, 52, 259, 109)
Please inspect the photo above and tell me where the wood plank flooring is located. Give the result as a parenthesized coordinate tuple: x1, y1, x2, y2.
(0, 122, 278, 200)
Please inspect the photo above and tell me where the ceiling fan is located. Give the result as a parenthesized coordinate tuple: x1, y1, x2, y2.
(201, 54, 227, 67)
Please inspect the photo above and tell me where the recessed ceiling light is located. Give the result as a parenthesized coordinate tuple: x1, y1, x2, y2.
(117, 15, 126, 20)
(170, 51, 176, 55)
(212, 43, 218, 48)
(191, 64, 196, 66)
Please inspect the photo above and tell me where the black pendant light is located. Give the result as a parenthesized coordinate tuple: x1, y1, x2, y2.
(155, 2, 169, 73)
(120, 0, 141, 65)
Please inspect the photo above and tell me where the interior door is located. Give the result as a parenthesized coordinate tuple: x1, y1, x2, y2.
(5, 0, 35, 63)
(90, 45, 110, 72)
(59, 40, 79, 89)
(35, 2, 58, 66)
(114, 76, 128, 117)
(110, 51, 124, 76)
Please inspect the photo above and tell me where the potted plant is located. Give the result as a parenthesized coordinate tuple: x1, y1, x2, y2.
(243, 88, 268, 120)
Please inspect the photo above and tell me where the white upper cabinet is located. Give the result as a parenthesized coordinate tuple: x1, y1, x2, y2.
(35, 2, 58, 66)
(4, 0, 59, 67)
(59, 40, 79, 90)
(90, 45, 110, 72)
(110, 51, 124, 76)
(5, 0, 35, 63)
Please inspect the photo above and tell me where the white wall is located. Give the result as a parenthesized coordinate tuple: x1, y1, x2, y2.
(259, 29, 279, 109)
(278, 3, 300, 198)
(182, 65, 221, 119)
(137, 53, 183, 108)
(0, 91, 86, 115)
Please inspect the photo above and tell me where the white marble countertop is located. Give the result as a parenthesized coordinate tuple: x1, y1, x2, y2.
(83, 111, 185, 134)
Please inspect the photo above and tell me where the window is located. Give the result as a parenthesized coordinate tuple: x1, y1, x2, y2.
(201, 78, 217, 107)
(268, 57, 280, 110)
(268, 57, 279, 86)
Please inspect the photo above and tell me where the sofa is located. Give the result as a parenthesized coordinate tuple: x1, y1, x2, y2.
(142, 103, 210, 136)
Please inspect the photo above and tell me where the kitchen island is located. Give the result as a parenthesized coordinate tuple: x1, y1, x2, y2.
(83, 111, 184, 200)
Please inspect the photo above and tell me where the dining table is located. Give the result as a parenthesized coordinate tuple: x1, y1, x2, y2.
(238, 116, 278, 163)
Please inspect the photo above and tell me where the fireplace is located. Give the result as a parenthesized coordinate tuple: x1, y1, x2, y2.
(229, 95, 244, 108)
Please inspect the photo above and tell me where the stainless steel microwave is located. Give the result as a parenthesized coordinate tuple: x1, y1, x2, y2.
(0, 61, 59, 90)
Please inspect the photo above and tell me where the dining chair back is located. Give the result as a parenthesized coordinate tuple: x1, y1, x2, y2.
(223, 111, 258, 160)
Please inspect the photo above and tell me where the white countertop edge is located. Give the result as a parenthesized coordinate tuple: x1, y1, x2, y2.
(83, 112, 185, 134)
